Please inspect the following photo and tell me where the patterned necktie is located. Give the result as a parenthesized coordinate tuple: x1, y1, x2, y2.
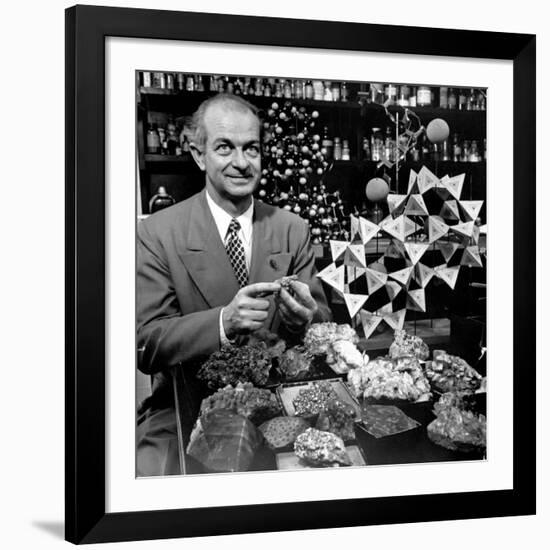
(225, 218, 248, 287)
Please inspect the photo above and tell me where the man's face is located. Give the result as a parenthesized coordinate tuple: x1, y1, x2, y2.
(195, 103, 261, 204)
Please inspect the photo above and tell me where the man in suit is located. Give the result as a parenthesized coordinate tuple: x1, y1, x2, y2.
(137, 93, 331, 476)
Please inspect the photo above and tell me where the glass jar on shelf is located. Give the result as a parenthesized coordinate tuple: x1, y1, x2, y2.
(439, 86, 448, 109)
(341, 139, 350, 161)
(166, 73, 174, 91)
(141, 71, 152, 88)
(283, 80, 293, 99)
(467, 88, 476, 110)
(447, 88, 457, 109)
(362, 136, 371, 160)
(305, 80, 314, 99)
(461, 140, 471, 162)
(452, 133, 461, 161)
(384, 83, 397, 104)
(417, 85, 432, 106)
(146, 123, 160, 154)
(397, 84, 410, 107)
(180, 73, 189, 92)
(149, 186, 175, 214)
(458, 88, 467, 110)
(469, 140, 481, 162)
(312, 80, 324, 100)
(323, 81, 333, 101)
(370, 127, 383, 161)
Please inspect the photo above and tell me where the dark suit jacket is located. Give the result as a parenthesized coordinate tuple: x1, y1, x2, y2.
(137, 189, 331, 382)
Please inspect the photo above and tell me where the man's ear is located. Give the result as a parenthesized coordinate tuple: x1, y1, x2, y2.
(189, 142, 206, 172)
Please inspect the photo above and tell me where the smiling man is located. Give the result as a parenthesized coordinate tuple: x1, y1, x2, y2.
(136, 93, 331, 476)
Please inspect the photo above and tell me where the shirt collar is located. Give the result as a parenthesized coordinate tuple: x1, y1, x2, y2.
(205, 190, 254, 246)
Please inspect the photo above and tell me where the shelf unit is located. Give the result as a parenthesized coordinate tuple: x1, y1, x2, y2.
(137, 86, 486, 216)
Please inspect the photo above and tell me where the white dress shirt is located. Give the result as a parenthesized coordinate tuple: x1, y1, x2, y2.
(205, 190, 254, 345)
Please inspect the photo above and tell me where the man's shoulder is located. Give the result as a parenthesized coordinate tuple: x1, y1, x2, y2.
(140, 192, 201, 235)
(255, 199, 307, 229)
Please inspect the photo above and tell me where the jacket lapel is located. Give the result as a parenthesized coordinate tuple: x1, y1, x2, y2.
(178, 194, 292, 330)
(178, 191, 240, 308)
(249, 201, 292, 327)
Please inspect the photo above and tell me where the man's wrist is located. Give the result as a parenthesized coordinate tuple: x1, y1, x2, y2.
(219, 307, 236, 346)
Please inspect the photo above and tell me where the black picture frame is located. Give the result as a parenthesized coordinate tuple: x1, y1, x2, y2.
(65, 4, 536, 544)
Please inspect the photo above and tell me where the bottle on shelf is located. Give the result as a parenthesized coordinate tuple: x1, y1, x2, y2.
(197, 75, 205, 92)
(323, 81, 333, 101)
(283, 80, 293, 99)
(467, 88, 476, 111)
(431, 142, 440, 162)
(170, 73, 179, 91)
(409, 140, 420, 162)
(384, 126, 395, 162)
(294, 79, 304, 99)
(146, 123, 161, 154)
(371, 127, 383, 161)
(226, 77, 234, 94)
(333, 137, 342, 160)
(321, 126, 334, 159)
(341, 139, 350, 161)
(149, 186, 175, 214)
(461, 140, 470, 162)
(185, 74, 194, 92)
(469, 140, 481, 162)
(263, 79, 272, 97)
(439, 86, 448, 109)
(305, 80, 314, 100)
(417, 85, 431, 106)
(177, 73, 186, 91)
(441, 138, 450, 161)
(254, 77, 263, 96)
(450, 133, 460, 161)
(409, 86, 417, 107)
(362, 136, 371, 160)
(274, 79, 283, 98)
(447, 88, 457, 109)
(420, 134, 430, 160)
(384, 83, 397, 104)
(331, 81, 341, 102)
(158, 126, 168, 155)
(341, 82, 349, 102)
(478, 90, 486, 111)
(313, 80, 324, 100)
(458, 88, 467, 111)
(166, 117, 179, 156)
(397, 84, 410, 107)
(142, 71, 152, 88)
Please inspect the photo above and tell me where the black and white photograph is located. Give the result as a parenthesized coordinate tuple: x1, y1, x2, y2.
(135, 73, 488, 477)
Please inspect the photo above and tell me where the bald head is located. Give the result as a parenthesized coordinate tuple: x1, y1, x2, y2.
(187, 93, 261, 149)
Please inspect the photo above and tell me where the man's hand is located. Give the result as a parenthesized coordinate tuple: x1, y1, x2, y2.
(222, 282, 281, 339)
(276, 280, 318, 332)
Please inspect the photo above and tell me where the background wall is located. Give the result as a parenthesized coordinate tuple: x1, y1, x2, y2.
(0, 0, 546, 547)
